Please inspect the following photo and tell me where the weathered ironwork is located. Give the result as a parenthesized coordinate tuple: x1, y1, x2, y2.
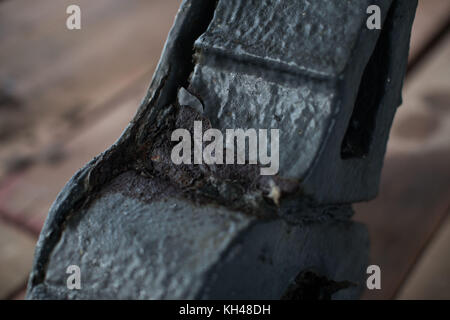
(27, 0, 417, 299)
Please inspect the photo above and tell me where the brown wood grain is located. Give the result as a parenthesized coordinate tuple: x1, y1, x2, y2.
(0, 220, 36, 299)
(0, 0, 448, 300)
(354, 33, 450, 300)
(0, 0, 179, 179)
(0, 78, 149, 233)
(397, 212, 450, 299)
(409, 0, 450, 64)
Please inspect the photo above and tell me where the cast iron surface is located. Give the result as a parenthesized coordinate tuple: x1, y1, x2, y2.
(27, 0, 417, 300)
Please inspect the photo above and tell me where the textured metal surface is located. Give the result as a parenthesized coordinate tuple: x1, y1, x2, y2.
(29, 171, 367, 299)
(195, 0, 369, 77)
(189, 63, 334, 179)
(190, 0, 417, 203)
(33, 172, 252, 299)
(27, 0, 418, 300)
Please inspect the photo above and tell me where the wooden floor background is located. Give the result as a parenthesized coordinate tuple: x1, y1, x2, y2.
(0, 0, 448, 300)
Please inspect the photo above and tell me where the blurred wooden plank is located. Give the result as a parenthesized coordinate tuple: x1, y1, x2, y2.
(12, 288, 27, 300)
(0, 78, 148, 233)
(397, 212, 450, 299)
(0, 0, 179, 179)
(0, 0, 448, 301)
(409, 0, 450, 63)
(0, 0, 446, 182)
(0, 220, 36, 299)
(354, 33, 450, 299)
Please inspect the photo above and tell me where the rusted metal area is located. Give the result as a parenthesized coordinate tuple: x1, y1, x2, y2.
(26, 0, 418, 299)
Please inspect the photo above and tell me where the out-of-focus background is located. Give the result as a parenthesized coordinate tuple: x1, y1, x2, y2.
(0, 0, 448, 300)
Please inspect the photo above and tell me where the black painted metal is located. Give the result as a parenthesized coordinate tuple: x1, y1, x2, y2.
(27, 0, 417, 300)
